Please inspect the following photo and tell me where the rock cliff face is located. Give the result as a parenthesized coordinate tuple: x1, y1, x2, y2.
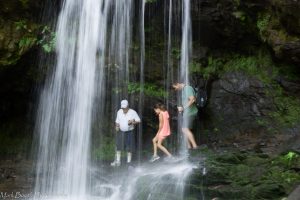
(185, 0, 300, 152)
(192, 0, 300, 65)
(0, 0, 299, 155)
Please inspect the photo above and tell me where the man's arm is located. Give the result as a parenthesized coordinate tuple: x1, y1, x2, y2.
(115, 110, 120, 131)
(183, 95, 196, 110)
(132, 110, 141, 124)
(115, 122, 120, 131)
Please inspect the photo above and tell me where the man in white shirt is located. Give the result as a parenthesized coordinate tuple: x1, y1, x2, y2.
(111, 99, 141, 167)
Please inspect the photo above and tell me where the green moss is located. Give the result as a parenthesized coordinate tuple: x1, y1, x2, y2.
(267, 84, 300, 128)
(19, 0, 29, 9)
(190, 56, 223, 79)
(192, 49, 300, 129)
(232, 11, 246, 22)
(272, 151, 300, 169)
(14, 20, 56, 55)
(196, 149, 300, 199)
(37, 26, 57, 53)
(146, 0, 157, 3)
(257, 13, 271, 42)
(223, 51, 274, 84)
(127, 82, 168, 98)
(92, 136, 115, 161)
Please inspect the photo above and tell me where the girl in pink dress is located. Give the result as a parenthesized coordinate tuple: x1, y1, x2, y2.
(150, 103, 172, 162)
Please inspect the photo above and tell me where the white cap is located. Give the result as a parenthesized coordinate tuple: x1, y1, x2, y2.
(121, 99, 129, 108)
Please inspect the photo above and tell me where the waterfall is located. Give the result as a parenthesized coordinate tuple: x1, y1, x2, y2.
(33, 0, 200, 199)
(180, 0, 192, 84)
(33, 0, 120, 198)
(177, 0, 193, 154)
(138, 0, 145, 163)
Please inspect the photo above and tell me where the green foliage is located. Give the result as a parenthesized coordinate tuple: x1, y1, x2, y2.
(190, 57, 223, 79)
(14, 20, 56, 54)
(223, 52, 274, 83)
(92, 136, 115, 161)
(232, 11, 246, 22)
(201, 149, 300, 199)
(15, 20, 28, 30)
(37, 26, 57, 53)
(257, 13, 271, 41)
(204, 57, 223, 79)
(127, 82, 168, 98)
(267, 84, 300, 128)
(233, 0, 240, 7)
(19, 0, 29, 8)
(146, 0, 157, 3)
(18, 37, 37, 54)
(263, 166, 300, 192)
(192, 50, 300, 129)
(171, 48, 181, 59)
(192, 51, 274, 82)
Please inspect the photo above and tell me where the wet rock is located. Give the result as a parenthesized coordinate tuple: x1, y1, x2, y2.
(208, 72, 271, 140)
(0, 160, 34, 194)
(186, 148, 300, 200)
(288, 185, 300, 200)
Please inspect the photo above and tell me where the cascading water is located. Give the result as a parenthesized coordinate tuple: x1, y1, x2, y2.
(34, 0, 110, 198)
(180, 0, 192, 84)
(33, 0, 202, 199)
(178, 0, 193, 153)
(138, 0, 145, 163)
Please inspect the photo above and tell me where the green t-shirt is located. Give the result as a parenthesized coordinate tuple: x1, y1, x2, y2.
(182, 85, 198, 117)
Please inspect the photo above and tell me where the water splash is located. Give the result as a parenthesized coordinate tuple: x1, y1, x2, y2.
(90, 161, 198, 200)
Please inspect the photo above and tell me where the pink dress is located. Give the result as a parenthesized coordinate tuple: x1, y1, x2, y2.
(158, 111, 171, 139)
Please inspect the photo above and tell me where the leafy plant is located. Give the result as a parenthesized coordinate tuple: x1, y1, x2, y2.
(270, 94, 300, 128)
(92, 136, 115, 161)
(37, 26, 57, 53)
(190, 57, 223, 79)
(257, 13, 271, 41)
(232, 11, 246, 22)
(18, 37, 37, 52)
(15, 20, 56, 53)
(19, 0, 29, 8)
(146, 0, 157, 3)
(15, 20, 28, 30)
(171, 48, 181, 59)
(127, 82, 168, 98)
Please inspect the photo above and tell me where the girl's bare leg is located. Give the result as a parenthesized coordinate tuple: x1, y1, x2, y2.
(157, 138, 172, 157)
(152, 136, 158, 156)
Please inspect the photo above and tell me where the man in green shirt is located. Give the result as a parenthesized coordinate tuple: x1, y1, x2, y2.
(173, 82, 198, 149)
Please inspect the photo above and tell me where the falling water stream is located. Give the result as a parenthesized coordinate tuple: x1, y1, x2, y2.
(33, 0, 202, 199)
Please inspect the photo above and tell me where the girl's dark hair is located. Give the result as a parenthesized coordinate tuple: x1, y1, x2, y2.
(154, 103, 166, 111)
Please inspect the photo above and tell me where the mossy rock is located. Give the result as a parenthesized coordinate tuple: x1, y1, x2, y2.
(254, 183, 286, 199)
(243, 155, 268, 166)
(215, 153, 244, 164)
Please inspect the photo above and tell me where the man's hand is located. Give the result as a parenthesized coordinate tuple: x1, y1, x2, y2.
(128, 119, 135, 125)
(115, 124, 120, 131)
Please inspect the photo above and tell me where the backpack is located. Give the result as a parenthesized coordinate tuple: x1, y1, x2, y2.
(194, 87, 208, 108)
